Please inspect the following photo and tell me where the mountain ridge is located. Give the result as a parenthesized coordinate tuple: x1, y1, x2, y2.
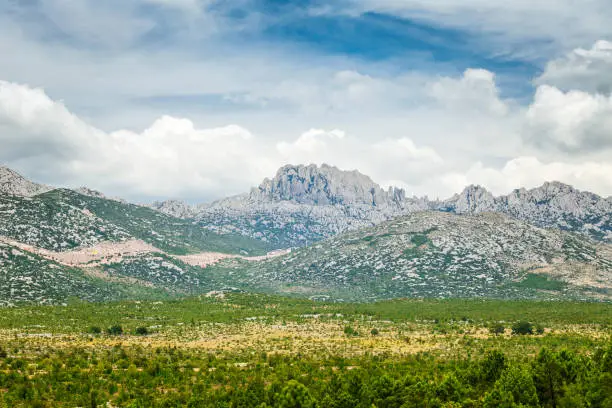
(150, 164, 611, 246)
(207, 210, 612, 301)
(0, 166, 52, 197)
(2, 164, 610, 246)
(0, 164, 610, 304)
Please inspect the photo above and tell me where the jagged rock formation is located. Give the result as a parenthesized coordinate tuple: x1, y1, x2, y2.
(439, 182, 612, 242)
(150, 199, 199, 219)
(194, 164, 429, 248)
(254, 164, 405, 206)
(153, 164, 612, 247)
(0, 166, 51, 197)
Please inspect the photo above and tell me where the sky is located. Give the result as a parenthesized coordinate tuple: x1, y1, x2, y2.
(1, 0, 612, 203)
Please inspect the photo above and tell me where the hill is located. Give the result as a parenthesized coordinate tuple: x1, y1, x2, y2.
(0, 186, 269, 256)
(1, 165, 610, 305)
(209, 211, 612, 301)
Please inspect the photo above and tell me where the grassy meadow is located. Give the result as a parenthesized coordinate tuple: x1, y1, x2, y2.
(0, 295, 610, 407)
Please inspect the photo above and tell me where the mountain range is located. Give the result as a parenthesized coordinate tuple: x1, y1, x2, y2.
(152, 163, 612, 247)
(1, 164, 610, 304)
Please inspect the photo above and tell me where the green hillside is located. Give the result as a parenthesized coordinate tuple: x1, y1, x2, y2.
(209, 212, 612, 301)
(0, 189, 270, 255)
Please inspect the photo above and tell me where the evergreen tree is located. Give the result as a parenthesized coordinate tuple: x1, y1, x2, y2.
(484, 366, 538, 407)
(532, 348, 564, 407)
(278, 380, 317, 408)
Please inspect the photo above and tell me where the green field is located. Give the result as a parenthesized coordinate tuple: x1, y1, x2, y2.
(0, 295, 610, 407)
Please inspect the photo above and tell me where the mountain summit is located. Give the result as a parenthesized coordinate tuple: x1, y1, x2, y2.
(150, 164, 611, 247)
(191, 164, 428, 247)
(440, 182, 612, 242)
(0, 166, 51, 197)
(253, 164, 406, 207)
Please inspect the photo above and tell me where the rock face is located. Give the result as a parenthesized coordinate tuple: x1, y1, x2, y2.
(0, 166, 51, 197)
(153, 164, 612, 247)
(254, 164, 404, 206)
(150, 199, 199, 219)
(439, 182, 612, 242)
(193, 164, 429, 248)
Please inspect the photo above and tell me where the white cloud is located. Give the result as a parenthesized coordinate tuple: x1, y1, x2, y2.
(143, 0, 203, 12)
(33, 0, 154, 48)
(441, 157, 612, 197)
(524, 85, 612, 153)
(0, 80, 276, 200)
(428, 69, 509, 116)
(372, 138, 442, 163)
(0, 80, 447, 201)
(277, 129, 345, 157)
(1, 69, 611, 202)
(536, 40, 612, 94)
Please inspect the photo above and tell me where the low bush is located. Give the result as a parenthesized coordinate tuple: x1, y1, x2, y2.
(135, 327, 149, 336)
(344, 326, 359, 337)
(489, 323, 505, 335)
(511, 321, 533, 335)
(107, 325, 123, 336)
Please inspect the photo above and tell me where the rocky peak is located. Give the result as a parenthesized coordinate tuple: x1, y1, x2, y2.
(74, 187, 107, 199)
(442, 185, 497, 213)
(253, 163, 401, 207)
(150, 199, 197, 218)
(74, 187, 128, 204)
(0, 166, 51, 197)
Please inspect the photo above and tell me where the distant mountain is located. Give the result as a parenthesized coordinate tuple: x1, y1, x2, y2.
(438, 183, 612, 242)
(0, 188, 269, 255)
(0, 168, 272, 304)
(150, 199, 199, 219)
(154, 164, 429, 248)
(210, 211, 612, 301)
(0, 166, 51, 197)
(1, 164, 610, 304)
(152, 164, 612, 247)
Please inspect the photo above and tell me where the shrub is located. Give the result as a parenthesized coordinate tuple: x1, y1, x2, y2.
(344, 326, 359, 337)
(512, 321, 534, 335)
(536, 324, 545, 335)
(107, 325, 124, 336)
(135, 326, 149, 336)
(370, 328, 379, 336)
(88, 326, 102, 334)
(0, 347, 6, 358)
(489, 323, 505, 335)
(481, 350, 507, 383)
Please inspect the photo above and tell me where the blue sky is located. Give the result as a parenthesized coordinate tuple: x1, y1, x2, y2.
(0, 0, 611, 201)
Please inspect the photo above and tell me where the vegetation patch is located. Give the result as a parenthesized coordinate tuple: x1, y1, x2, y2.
(0, 294, 609, 407)
(515, 274, 567, 291)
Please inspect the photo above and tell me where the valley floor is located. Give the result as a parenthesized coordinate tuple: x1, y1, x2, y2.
(0, 295, 610, 407)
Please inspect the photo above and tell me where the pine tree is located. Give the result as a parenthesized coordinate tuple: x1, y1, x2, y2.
(278, 380, 317, 408)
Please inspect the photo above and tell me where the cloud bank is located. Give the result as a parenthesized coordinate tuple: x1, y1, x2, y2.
(0, 2, 611, 201)
(1, 50, 612, 201)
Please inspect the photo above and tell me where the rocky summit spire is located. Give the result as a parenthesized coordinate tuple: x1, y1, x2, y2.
(253, 163, 404, 207)
(440, 185, 497, 213)
(0, 166, 51, 197)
